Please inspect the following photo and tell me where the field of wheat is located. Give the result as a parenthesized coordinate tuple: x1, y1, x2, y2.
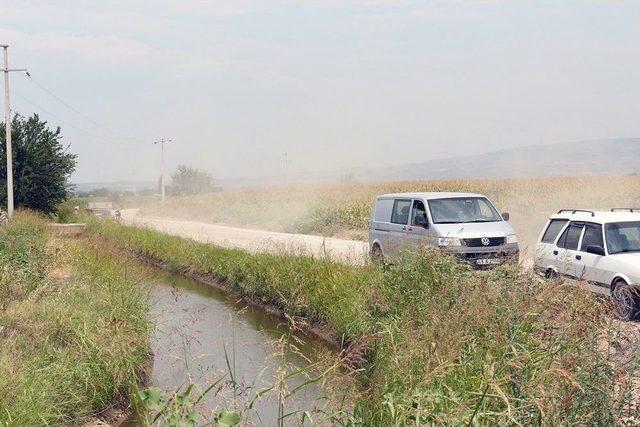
(139, 175, 640, 256)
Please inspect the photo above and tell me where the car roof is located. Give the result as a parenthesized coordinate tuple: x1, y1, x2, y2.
(549, 210, 640, 224)
(377, 192, 486, 200)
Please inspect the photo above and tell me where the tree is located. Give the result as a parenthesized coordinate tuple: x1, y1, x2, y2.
(0, 114, 77, 213)
(170, 165, 214, 196)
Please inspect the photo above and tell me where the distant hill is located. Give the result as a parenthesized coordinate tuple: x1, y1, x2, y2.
(75, 139, 639, 191)
(352, 138, 640, 182)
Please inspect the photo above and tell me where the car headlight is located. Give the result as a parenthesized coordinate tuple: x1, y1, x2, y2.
(438, 237, 463, 247)
(506, 234, 518, 244)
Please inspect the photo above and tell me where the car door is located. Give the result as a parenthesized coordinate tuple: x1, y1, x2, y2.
(574, 222, 609, 295)
(554, 221, 584, 278)
(406, 199, 430, 251)
(387, 199, 412, 258)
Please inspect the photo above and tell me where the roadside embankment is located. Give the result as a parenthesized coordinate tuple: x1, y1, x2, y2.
(122, 212, 369, 265)
(0, 212, 151, 426)
(89, 219, 639, 425)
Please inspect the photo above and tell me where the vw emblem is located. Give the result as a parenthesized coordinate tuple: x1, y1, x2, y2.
(481, 237, 491, 246)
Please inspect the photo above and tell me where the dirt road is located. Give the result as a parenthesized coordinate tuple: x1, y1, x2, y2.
(120, 209, 369, 265)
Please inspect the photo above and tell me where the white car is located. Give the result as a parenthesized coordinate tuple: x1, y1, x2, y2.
(534, 208, 640, 320)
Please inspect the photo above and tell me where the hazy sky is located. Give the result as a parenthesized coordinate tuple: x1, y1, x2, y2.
(1, 1, 639, 183)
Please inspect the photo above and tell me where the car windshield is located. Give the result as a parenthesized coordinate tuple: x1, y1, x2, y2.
(606, 221, 640, 254)
(428, 197, 503, 224)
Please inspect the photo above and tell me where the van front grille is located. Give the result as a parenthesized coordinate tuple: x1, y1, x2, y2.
(463, 237, 505, 247)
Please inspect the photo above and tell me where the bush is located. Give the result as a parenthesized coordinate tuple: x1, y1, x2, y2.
(293, 203, 370, 236)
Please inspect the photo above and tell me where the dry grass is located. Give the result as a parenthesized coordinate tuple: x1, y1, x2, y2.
(139, 175, 640, 256)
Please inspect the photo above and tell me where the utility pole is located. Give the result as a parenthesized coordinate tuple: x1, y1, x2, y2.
(1, 44, 27, 218)
(154, 138, 172, 202)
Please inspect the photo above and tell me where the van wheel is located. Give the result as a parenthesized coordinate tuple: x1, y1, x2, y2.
(545, 269, 558, 280)
(612, 280, 639, 321)
(371, 244, 384, 267)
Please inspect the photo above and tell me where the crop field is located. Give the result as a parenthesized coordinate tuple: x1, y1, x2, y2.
(139, 175, 640, 256)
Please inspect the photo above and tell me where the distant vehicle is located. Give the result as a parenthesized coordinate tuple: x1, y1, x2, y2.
(86, 202, 113, 218)
(369, 192, 518, 268)
(535, 209, 640, 319)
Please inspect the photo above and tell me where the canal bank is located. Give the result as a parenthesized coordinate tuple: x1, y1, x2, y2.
(89, 219, 637, 425)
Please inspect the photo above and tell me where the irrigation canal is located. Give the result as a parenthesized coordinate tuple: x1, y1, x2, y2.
(124, 268, 334, 425)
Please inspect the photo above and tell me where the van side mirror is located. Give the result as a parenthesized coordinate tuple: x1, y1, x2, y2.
(501, 212, 510, 221)
(586, 245, 605, 256)
(414, 215, 428, 228)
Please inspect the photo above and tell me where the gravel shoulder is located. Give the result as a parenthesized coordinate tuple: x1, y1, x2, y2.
(120, 209, 369, 265)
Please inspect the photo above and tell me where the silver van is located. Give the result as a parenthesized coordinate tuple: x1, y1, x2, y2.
(369, 192, 519, 267)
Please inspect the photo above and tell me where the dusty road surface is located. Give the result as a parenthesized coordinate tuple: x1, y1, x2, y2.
(117, 210, 536, 267)
(119, 209, 370, 265)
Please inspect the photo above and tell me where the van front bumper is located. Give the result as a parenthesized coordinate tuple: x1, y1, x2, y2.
(446, 243, 520, 268)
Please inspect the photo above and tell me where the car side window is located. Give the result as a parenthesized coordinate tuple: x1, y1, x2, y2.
(541, 219, 569, 243)
(557, 227, 569, 248)
(391, 199, 411, 225)
(580, 223, 604, 252)
(411, 200, 428, 226)
(558, 222, 583, 250)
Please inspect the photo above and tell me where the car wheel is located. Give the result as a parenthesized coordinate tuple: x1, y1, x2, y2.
(612, 280, 639, 321)
(371, 244, 384, 267)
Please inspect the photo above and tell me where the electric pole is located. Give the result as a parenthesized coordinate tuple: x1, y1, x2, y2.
(154, 138, 172, 203)
(1, 44, 27, 218)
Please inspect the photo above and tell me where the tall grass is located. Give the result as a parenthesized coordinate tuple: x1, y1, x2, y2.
(0, 212, 151, 426)
(138, 176, 640, 248)
(90, 219, 638, 425)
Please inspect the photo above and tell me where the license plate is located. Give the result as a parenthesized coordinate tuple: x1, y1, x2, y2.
(476, 258, 501, 266)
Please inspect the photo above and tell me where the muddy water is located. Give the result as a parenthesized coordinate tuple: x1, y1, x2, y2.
(128, 270, 335, 425)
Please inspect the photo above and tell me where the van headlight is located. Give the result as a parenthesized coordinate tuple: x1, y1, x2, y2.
(438, 237, 462, 247)
(506, 234, 517, 244)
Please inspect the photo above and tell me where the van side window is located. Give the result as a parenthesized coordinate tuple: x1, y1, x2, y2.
(580, 223, 604, 251)
(391, 199, 411, 225)
(541, 219, 568, 243)
(373, 199, 394, 222)
(558, 222, 583, 250)
(411, 200, 428, 226)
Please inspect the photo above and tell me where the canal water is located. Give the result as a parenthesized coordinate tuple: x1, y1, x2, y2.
(128, 270, 335, 425)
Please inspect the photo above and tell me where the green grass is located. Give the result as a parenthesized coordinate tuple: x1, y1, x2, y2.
(0, 212, 151, 426)
(89, 219, 638, 425)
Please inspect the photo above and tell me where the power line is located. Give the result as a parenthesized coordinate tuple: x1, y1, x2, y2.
(21, 72, 144, 145)
(12, 90, 140, 147)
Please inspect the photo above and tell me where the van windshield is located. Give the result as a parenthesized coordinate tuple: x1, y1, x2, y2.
(605, 221, 640, 254)
(428, 197, 503, 224)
